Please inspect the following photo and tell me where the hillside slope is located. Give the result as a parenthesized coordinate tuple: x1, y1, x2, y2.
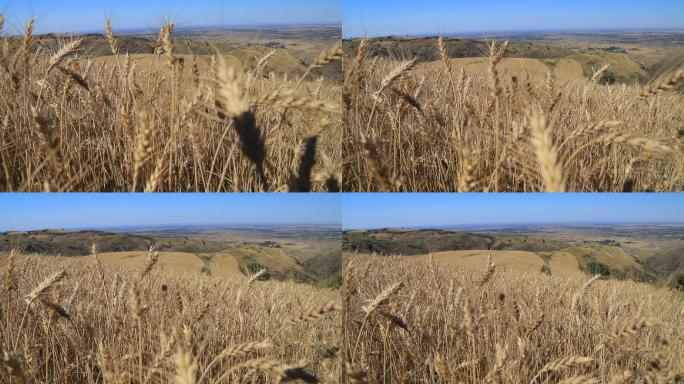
(344, 229, 496, 255)
(649, 51, 684, 91)
(561, 245, 658, 282)
(645, 246, 684, 277)
(0, 231, 325, 283)
(565, 51, 649, 84)
(343, 229, 567, 255)
(216, 245, 317, 282)
(345, 230, 660, 283)
(94, 47, 307, 74)
(0, 230, 226, 255)
(429, 250, 547, 275)
(346, 36, 653, 85)
(95, 251, 207, 275)
(343, 37, 574, 62)
(302, 247, 342, 283)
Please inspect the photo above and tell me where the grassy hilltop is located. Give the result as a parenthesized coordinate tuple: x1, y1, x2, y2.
(1, 227, 342, 284)
(344, 228, 663, 283)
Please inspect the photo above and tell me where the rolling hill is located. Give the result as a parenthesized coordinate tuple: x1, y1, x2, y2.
(343, 37, 574, 62)
(645, 246, 684, 278)
(564, 51, 649, 84)
(71, 246, 315, 282)
(215, 246, 316, 282)
(344, 36, 485, 62)
(417, 57, 581, 81)
(343, 228, 567, 255)
(649, 50, 684, 91)
(0, 230, 225, 255)
(346, 36, 657, 85)
(301, 246, 343, 285)
(344, 228, 496, 254)
(30, 33, 340, 81)
(95, 251, 208, 275)
(90, 48, 342, 85)
(0, 230, 329, 283)
(345, 229, 660, 282)
(428, 250, 547, 275)
(562, 245, 658, 282)
(415, 50, 648, 84)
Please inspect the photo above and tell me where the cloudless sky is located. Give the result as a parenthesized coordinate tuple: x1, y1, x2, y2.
(343, 0, 684, 38)
(0, 0, 339, 34)
(0, 194, 340, 231)
(342, 194, 684, 229)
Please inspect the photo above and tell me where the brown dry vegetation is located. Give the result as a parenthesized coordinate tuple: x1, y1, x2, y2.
(0, 18, 342, 192)
(426, 250, 547, 275)
(343, 253, 684, 383)
(0, 248, 341, 383)
(344, 38, 684, 192)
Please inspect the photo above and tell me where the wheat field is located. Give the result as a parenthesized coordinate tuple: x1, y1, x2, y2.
(343, 39, 684, 192)
(343, 253, 684, 383)
(0, 248, 341, 383)
(0, 17, 342, 192)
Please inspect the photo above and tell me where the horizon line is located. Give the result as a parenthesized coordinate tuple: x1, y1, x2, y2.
(342, 26, 684, 39)
(2, 22, 341, 37)
(1, 223, 342, 233)
(343, 222, 684, 231)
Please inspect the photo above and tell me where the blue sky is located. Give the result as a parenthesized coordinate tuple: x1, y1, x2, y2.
(0, 0, 339, 34)
(4, 193, 683, 232)
(0, 194, 341, 231)
(342, 194, 684, 229)
(343, 0, 684, 38)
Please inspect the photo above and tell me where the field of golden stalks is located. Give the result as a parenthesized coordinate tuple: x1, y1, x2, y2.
(0, 17, 342, 192)
(343, 38, 684, 192)
(343, 253, 684, 383)
(0, 248, 341, 383)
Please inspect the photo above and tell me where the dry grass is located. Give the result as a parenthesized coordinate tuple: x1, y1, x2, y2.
(426, 250, 548, 275)
(0, 18, 341, 192)
(0, 249, 341, 383)
(343, 39, 684, 192)
(343, 253, 684, 383)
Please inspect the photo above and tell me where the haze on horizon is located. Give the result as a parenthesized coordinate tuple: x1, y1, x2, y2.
(342, 194, 684, 230)
(343, 0, 684, 38)
(0, 194, 341, 232)
(0, 0, 340, 35)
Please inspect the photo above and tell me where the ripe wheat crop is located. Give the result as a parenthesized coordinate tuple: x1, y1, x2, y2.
(343, 253, 684, 383)
(0, 249, 341, 383)
(0, 18, 342, 192)
(343, 39, 684, 192)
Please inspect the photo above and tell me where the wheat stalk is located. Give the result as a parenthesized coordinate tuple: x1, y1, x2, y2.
(173, 348, 197, 384)
(378, 59, 417, 94)
(362, 282, 403, 319)
(640, 66, 684, 99)
(104, 18, 119, 55)
(531, 356, 594, 383)
(529, 108, 565, 192)
(47, 39, 83, 75)
(25, 270, 67, 305)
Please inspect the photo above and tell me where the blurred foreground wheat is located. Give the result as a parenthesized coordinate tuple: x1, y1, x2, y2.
(0, 17, 342, 192)
(343, 253, 684, 383)
(344, 39, 684, 192)
(1, 249, 341, 383)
